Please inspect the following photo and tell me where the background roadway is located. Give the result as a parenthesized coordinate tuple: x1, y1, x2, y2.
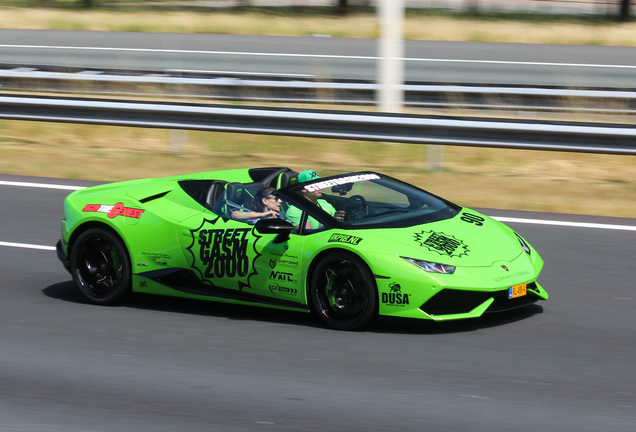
(1, 174, 635, 431)
(2, 29, 636, 88)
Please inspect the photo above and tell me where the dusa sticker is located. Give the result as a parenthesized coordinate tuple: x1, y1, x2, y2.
(381, 282, 410, 306)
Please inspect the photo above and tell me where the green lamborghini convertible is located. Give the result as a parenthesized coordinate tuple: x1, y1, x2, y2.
(57, 167, 547, 330)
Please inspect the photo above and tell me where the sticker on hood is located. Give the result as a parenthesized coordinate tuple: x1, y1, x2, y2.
(414, 230, 469, 258)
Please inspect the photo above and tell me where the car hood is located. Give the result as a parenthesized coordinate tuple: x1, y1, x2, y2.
(361, 212, 523, 267)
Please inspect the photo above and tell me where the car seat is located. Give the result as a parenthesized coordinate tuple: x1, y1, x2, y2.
(205, 181, 228, 211)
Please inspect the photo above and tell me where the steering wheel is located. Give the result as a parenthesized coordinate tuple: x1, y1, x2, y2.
(342, 195, 367, 220)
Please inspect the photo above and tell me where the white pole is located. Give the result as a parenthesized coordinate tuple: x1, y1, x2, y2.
(377, 0, 404, 113)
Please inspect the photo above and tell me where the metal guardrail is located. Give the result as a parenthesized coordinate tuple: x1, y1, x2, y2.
(2, 66, 636, 116)
(1, 94, 636, 155)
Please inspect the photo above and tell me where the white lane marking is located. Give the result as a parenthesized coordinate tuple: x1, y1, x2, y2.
(165, 68, 314, 78)
(407, 58, 636, 70)
(1, 44, 635, 69)
(460, 394, 490, 399)
(492, 216, 636, 231)
(0, 180, 85, 191)
(0, 241, 56, 251)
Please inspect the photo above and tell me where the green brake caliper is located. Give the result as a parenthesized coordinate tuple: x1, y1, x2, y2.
(324, 268, 341, 311)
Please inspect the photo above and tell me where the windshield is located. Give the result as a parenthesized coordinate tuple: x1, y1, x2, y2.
(284, 172, 461, 229)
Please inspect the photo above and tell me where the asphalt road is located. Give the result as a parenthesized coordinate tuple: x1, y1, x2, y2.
(2, 29, 636, 88)
(1, 174, 635, 431)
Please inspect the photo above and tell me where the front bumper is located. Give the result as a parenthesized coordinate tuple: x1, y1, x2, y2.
(56, 240, 70, 273)
(420, 281, 548, 318)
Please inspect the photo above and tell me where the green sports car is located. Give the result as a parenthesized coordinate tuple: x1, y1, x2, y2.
(57, 167, 548, 330)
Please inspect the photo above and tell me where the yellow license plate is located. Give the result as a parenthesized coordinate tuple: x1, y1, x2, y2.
(508, 283, 527, 299)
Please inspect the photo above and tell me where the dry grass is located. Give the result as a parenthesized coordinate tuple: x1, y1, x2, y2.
(1, 120, 635, 217)
(411, 18, 636, 46)
(2, 8, 636, 45)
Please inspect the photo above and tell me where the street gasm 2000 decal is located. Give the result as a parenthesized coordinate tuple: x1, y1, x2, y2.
(414, 230, 469, 258)
(186, 217, 262, 291)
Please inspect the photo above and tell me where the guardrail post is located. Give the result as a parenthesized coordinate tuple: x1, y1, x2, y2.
(169, 129, 188, 155)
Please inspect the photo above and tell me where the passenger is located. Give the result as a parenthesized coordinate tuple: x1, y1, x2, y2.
(231, 187, 282, 224)
(286, 170, 346, 229)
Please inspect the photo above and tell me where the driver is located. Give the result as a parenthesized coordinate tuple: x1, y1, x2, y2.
(286, 170, 346, 229)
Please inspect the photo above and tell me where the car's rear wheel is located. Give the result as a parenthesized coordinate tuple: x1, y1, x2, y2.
(70, 227, 131, 305)
(309, 252, 377, 330)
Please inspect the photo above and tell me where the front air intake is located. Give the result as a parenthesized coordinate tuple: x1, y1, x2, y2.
(421, 282, 540, 316)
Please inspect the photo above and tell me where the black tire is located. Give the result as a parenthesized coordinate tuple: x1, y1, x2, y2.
(69, 227, 131, 305)
(309, 252, 377, 330)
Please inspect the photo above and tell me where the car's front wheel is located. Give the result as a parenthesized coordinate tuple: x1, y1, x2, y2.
(309, 252, 377, 330)
(70, 227, 131, 305)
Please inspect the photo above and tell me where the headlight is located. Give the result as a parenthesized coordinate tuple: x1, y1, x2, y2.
(401, 256, 455, 274)
(515, 233, 531, 255)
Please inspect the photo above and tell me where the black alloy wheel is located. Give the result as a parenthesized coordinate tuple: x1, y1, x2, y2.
(70, 227, 131, 305)
(309, 252, 377, 330)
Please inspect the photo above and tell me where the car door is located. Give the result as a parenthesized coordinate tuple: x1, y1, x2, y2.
(250, 227, 306, 304)
(177, 182, 307, 307)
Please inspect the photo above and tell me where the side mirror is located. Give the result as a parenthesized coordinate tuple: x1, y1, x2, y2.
(255, 219, 294, 243)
